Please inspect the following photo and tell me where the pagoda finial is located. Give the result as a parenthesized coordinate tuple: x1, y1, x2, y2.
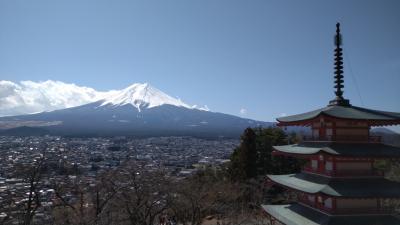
(334, 23, 344, 98)
(329, 22, 350, 106)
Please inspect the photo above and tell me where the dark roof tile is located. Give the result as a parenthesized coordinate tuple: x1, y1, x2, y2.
(278, 105, 400, 124)
(262, 204, 400, 225)
(273, 142, 400, 157)
(268, 173, 400, 197)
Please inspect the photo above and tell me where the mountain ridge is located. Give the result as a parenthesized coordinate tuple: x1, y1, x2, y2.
(0, 102, 272, 138)
(0, 80, 209, 117)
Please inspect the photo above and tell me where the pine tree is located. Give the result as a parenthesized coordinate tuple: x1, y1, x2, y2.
(229, 128, 257, 181)
(229, 127, 301, 181)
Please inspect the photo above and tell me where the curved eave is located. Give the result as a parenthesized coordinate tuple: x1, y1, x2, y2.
(278, 118, 400, 127)
(272, 145, 330, 157)
(268, 174, 329, 195)
(262, 204, 321, 225)
(272, 150, 316, 158)
(262, 204, 400, 225)
(272, 143, 400, 158)
(277, 105, 400, 127)
(267, 173, 400, 198)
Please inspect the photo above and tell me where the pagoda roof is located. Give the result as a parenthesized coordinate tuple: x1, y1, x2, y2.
(267, 173, 400, 198)
(273, 142, 400, 158)
(277, 105, 400, 126)
(262, 204, 400, 225)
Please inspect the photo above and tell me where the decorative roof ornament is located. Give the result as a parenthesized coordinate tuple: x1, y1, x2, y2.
(334, 23, 344, 98)
(329, 23, 351, 106)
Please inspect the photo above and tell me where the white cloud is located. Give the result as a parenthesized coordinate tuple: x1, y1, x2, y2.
(240, 108, 247, 115)
(0, 80, 110, 117)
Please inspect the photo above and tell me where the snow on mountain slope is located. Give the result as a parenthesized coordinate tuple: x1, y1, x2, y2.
(0, 80, 208, 116)
(100, 83, 191, 111)
(0, 82, 271, 137)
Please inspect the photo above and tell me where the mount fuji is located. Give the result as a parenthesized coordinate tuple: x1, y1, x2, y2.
(0, 83, 272, 138)
(99, 83, 196, 111)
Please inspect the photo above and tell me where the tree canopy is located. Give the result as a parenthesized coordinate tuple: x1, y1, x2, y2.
(229, 127, 301, 181)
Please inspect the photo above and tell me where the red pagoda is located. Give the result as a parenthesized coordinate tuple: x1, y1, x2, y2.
(262, 23, 400, 225)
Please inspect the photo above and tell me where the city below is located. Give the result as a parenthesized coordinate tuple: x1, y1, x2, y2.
(0, 135, 239, 223)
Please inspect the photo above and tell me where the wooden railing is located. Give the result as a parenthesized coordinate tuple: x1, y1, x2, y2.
(302, 135, 382, 143)
(302, 166, 384, 177)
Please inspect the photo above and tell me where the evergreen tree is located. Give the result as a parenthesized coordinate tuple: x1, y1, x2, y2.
(229, 128, 257, 180)
(229, 127, 302, 181)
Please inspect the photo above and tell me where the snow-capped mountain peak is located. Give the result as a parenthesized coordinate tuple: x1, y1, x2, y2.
(100, 83, 191, 111)
(0, 80, 209, 116)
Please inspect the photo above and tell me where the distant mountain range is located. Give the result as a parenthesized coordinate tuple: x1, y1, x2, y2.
(1, 81, 397, 139)
(0, 83, 272, 138)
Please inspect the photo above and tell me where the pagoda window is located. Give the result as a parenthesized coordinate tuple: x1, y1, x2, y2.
(325, 161, 333, 171)
(307, 194, 315, 203)
(326, 128, 333, 137)
(317, 196, 323, 204)
(324, 197, 333, 209)
(311, 160, 318, 170)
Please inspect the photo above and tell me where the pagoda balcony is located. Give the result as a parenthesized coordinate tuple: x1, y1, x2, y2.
(298, 197, 393, 215)
(302, 166, 384, 177)
(302, 135, 382, 143)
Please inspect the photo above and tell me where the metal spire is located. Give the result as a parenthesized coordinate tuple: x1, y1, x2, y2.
(329, 22, 350, 106)
(334, 23, 344, 98)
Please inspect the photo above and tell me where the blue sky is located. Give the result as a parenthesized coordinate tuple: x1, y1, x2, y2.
(0, 0, 399, 129)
